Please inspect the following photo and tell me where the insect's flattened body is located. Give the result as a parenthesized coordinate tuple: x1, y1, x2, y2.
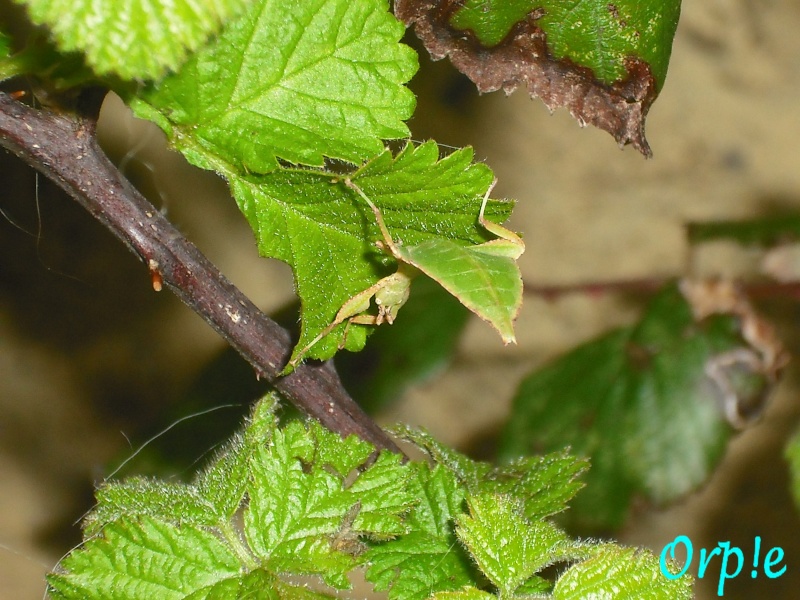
(373, 266, 415, 324)
(286, 176, 524, 370)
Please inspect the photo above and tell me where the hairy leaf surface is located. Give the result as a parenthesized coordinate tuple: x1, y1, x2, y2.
(132, 0, 417, 173)
(397, 426, 587, 520)
(17, 0, 251, 79)
(552, 545, 693, 599)
(47, 517, 241, 599)
(48, 395, 414, 598)
(364, 463, 473, 600)
(456, 493, 570, 596)
(49, 396, 696, 599)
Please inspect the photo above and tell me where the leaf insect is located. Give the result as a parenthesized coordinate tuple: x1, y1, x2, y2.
(288, 178, 524, 369)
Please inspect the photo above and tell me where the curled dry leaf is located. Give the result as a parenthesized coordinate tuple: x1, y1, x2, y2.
(395, 0, 666, 156)
(679, 278, 789, 428)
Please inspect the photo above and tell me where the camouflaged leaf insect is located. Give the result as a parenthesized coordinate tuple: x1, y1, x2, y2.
(288, 179, 524, 369)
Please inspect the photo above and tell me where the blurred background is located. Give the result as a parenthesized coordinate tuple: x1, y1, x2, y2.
(2, 0, 800, 597)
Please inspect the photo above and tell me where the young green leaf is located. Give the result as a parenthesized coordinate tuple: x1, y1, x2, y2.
(89, 394, 278, 533)
(230, 142, 515, 365)
(552, 545, 693, 600)
(49, 395, 414, 598)
(50, 397, 695, 599)
(194, 393, 279, 521)
(405, 463, 465, 537)
(393, 425, 493, 488)
(131, 0, 417, 173)
(397, 425, 588, 520)
(244, 419, 413, 588)
(455, 493, 570, 597)
(364, 463, 474, 600)
(83, 478, 221, 536)
(47, 516, 242, 599)
(183, 568, 332, 599)
(514, 575, 552, 596)
(500, 283, 780, 530)
(429, 588, 496, 600)
(16, 0, 251, 80)
(365, 531, 474, 600)
(484, 451, 589, 521)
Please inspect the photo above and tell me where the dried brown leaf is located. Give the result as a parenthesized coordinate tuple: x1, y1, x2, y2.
(395, 0, 658, 156)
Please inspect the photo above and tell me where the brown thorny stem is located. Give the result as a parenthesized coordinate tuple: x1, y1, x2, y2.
(0, 90, 401, 455)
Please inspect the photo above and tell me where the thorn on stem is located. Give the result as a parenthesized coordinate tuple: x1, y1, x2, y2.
(148, 258, 163, 292)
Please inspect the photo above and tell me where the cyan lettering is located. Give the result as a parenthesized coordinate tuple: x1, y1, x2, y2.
(717, 541, 743, 596)
(660, 535, 692, 580)
(764, 547, 786, 579)
(698, 545, 721, 578)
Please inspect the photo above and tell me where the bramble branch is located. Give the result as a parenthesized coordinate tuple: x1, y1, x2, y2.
(0, 90, 400, 454)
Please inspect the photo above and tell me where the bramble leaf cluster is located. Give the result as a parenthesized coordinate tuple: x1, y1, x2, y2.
(48, 394, 693, 599)
(16, 0, 252, 80)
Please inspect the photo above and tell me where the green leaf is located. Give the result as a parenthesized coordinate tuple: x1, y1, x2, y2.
(50, 397, 693, 600)
(456, 493, 570, 596)
(365, 531, 474, 600)
(515, 575, 552, 595)
(398, 426, 587, 520)
(16, 0, 250, 80)
(393, 425, 492, 488)
(539, 1, 680, 89)
(84, 478, 219, 536)
(194, 393, 279, 520)
(552, 545, 693, 600)
(244, 420, 413, 588)
(337, 275, 471, 413)
(231, 142, 514, 364)
(429, 589, 496, 600)
(499, 283, 769, 530)
(0, 30, 10, 60)
(51, 396, 415, 597)
(47, 517, 241, 599)
(184, 569, 334, 599)
(85, 394, 279, 535)
(485, 451, 589, 521)
(406, 463, 466, 537)
(687, 214, 800, 247)
(365, 463, 473, 600)
(132, 0, 417, 173)
(785, 428, 800, 510)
